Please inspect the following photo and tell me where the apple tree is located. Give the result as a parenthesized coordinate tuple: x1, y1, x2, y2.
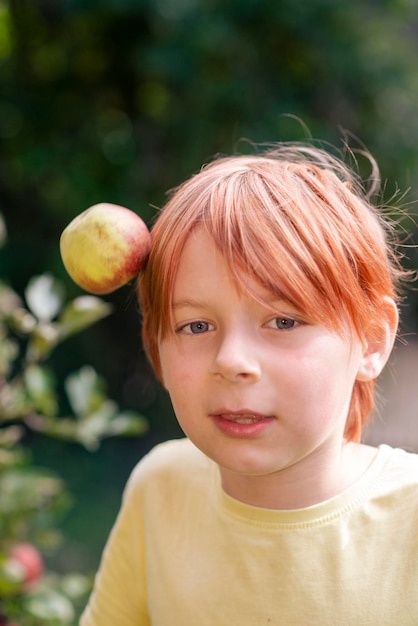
(0, 212, 148, 625)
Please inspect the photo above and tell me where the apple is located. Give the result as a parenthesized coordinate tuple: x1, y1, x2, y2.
(60, 203, 151, 295)
(8, 542, 44, 588)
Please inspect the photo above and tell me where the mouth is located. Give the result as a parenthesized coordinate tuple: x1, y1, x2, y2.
(225, 415, 263, 425)
(211, 410, 274, 424)
(210, 410, 274, 438)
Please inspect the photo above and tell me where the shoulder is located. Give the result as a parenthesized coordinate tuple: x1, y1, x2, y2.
(376, 444, 418, 503)
(382, 444, 418, 478)
(123, 438, 212, 500)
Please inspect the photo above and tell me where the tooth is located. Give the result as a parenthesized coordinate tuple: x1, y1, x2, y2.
(234, 416, 258, 424)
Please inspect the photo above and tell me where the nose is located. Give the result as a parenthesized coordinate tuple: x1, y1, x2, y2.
(210, 329, 261, 383)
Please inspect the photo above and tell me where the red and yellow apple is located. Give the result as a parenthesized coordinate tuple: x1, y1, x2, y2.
(60, 203, 151, 295)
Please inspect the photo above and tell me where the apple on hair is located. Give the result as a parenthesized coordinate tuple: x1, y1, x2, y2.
(60, 203, 151, 295)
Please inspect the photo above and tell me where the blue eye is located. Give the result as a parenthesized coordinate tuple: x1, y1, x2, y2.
(189, 321, 209, 333)
(178, 321, 211, 334)
(275, 317, 296, 330)
(266, 317, 297, 330)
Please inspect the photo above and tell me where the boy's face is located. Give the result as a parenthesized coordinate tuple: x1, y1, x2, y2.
(159, 228, 370, 506)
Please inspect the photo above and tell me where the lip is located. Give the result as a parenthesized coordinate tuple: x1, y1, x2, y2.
(210, 409, 275, 438)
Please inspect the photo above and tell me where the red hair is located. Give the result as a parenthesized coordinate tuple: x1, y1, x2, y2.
(138, 143, 406, 441)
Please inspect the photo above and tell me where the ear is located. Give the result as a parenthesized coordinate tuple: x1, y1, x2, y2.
(356, 296, 399, 382)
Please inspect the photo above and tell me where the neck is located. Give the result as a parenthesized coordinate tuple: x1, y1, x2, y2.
(219, 442, 377, 510)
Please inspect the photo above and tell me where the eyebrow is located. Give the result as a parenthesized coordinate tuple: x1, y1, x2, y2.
(172, 299, 208, 310)
(172, 295, 296, 313)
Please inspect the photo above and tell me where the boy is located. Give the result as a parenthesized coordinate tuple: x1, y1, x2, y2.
(80, 143, 418, 625)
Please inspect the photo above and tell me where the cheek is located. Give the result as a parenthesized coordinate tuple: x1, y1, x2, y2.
(283, 346, 359, 409)
(160, 364, 200, 434)
(158, 343, 173, 390)
(159, 342, 198, 395)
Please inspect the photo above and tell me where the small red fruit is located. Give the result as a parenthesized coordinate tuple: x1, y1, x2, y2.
(8, 542, 44, 588)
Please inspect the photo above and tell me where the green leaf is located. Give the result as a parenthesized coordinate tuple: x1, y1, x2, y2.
(24, 364, 58, 417)
(76, 399, 119, 450)
(0, 428, 26, 471)
(59, 572, 92, 599)
(26, 321, 61, 362)
(0, 554, 25, 596)
(104, 410, 149, 438)
(25, 274, 65, 322)
(0, 378, 31, 421)
(64, 366, 106, 417)
(0, 281, 22, 317)
(25, 588, 75, 623)
(0, 331, 19, 377)
(58, 295, 113, 339)
(0, 425, 24, 447)
(24, 414, 79, 442)
(7, 306, 37, 334)
(0, 467, 63, 515)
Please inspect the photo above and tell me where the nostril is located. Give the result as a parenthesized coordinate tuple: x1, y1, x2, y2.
(211, 353, 261, 382)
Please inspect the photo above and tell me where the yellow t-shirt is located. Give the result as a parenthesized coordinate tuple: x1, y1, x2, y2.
(80, 438, 418, 625)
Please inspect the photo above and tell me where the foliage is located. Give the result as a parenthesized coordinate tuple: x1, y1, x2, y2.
(0, 213, 148, 624)
(0, 0, 417, 620)
(2, 0, 418, 276)
(1, 1, 417, 367)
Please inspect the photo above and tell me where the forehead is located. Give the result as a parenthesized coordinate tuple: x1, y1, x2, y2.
(172, 227, 297, 312)
(173, 228, 237, 296)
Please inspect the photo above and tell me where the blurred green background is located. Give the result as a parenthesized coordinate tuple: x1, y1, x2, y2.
(1, 0, 418, 580)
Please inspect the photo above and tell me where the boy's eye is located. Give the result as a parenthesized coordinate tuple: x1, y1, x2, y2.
(178, 321, 212, 334)
(266, 317, 298, 330)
